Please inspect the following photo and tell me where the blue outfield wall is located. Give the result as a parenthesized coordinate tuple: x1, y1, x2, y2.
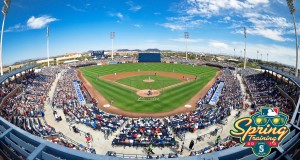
(138, 53, 161, 62)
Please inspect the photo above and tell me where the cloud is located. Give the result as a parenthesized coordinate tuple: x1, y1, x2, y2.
(249, 28, 291, 42)
(245, 13, 292, 28)
(116, 13, 124, 19)
(110, 12, 124, 19)
(127, 1, 142, 11)
(5, 23, 26, 32)
(27, 16, 58, 29)
(161, 15, 208, 31)
(224, 16, 231, 21)
(133, 24, 142, 28)
(209, 41, 229, 50)
(66, 4, 86, 12)
(240, 42, 296, 66)
(232, 13, 294, 41)
(275, 0, 286, 5)
(160, 23, 185, 31)
(129, 5, 142, 11)
(6, 15, 58, 32)
(185, 0, 269, 17)
(174, 0, 292, 42)
(170, 38, 203, 43)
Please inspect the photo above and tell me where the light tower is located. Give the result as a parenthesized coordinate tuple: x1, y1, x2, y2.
(0, 0, 10, 75)
(46, 26, 50, 67)
(261, 53, 263, 61)
(243, 27, 247, 69)
(110, 32, 115, 60)
(184, 32, 189, 61)
(234, 48, 235, 57)
(267, 53, 269, 62)
(257, 51, 259, 62)
(287, 0, 299, 77)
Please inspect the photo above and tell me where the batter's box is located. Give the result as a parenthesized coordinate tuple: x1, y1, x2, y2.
(137, 97, 160, 101)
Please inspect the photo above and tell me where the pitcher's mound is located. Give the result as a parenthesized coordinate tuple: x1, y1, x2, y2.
(136, 89, 160, 97)
(143, 79, 155, 83)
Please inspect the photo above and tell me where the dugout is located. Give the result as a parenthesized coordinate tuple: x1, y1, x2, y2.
(138, 53, 161, 62)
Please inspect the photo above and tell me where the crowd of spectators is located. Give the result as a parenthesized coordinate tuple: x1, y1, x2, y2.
(277, 83, 299, 104)
(0, 84, 16, 103)
(165, 68, 240, 137)
(0, 71, 58, 139)
(63, 104, 127, 133)
(189, 136, 239, 156)
(112, 118, 175, 147)
(52, 69, 79, 108)
(244, 73, 294, 117)
(52, 69, 127, 134)
(219, 68, 243, 110)
(48, 136, 95, 154)
(0, 67, 91, 155)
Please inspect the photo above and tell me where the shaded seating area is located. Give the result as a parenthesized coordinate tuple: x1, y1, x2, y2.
(244, 73, 294, 118)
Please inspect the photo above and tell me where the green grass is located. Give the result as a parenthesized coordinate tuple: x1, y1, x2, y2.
(81, 63, 218, 113)
(116, 75, 181, 90)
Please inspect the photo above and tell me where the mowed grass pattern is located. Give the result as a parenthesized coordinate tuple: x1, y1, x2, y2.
(116, 75, 181, 90)
(81, 63, 218, 113)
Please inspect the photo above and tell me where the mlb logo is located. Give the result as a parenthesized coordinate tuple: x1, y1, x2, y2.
(261, 108, 278, 117)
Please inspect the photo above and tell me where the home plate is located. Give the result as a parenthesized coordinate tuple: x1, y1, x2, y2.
(103, 104, 111, 108)
(185, 104, 192, 108)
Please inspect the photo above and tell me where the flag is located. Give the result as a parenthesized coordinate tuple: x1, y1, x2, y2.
(261, 108, 279, 117)
(47, 26, 49, 37)
(244, 27, 246, 38)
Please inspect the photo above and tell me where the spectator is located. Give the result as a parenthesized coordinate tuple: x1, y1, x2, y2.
(189, 140, 194, 150)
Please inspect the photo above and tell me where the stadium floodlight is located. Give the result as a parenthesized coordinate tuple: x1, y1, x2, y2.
(287, 0, 299, 77)
(267, 53, 269, 62)
(0, 0, 10, 76)
(184, 32, 189, 61)
(110, 32, 115, 60)
(261, 53, 263, 61)
(234, 48, 235, 57)
(243, 27, 247, 69)
(47, 26, 50, 67)
(257, 51, 259, 62)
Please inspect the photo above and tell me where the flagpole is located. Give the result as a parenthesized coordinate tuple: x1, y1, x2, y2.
(47, 26, 49, 67)
(243, 27, 247, 69)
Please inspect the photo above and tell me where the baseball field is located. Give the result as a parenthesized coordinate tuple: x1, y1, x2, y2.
(80, 63, 218, 114)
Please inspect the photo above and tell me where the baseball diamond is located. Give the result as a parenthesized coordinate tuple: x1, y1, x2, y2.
(79, 63, 218, 116)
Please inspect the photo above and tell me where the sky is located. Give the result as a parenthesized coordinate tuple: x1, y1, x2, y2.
(1, 0, 300, 66)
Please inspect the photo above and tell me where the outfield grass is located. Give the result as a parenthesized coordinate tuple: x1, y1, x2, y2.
(81, 63, 218, 113)
(116, 75, 181, 90)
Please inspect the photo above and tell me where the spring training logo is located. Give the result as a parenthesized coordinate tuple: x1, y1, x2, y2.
(230, 107, 290, 157)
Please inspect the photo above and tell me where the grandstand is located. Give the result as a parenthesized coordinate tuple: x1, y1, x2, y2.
(0, 61, 298, 160)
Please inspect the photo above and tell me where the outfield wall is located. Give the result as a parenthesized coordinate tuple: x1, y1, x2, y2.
(138, 53, 161, 62)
